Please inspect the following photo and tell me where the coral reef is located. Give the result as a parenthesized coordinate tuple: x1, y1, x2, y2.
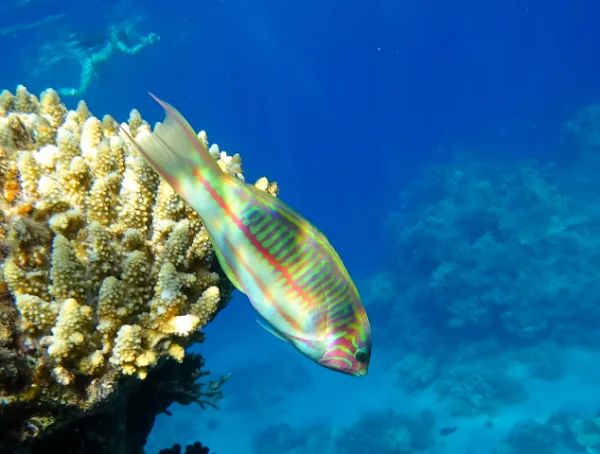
(495, 412, 580, 454)
(571, 416, 600, 452)
(5, 353, 224, 454)
(394, 352, 437, 392)
(515, 342, 565, 382)
(252, 422, 334, 454)
(387, 158, 566, 339)
(0, 86, 276, 451)
(495, 419, 561, 454)
(382, 147, 600, 350)
(335, 409, 436, 454)
(359, 104, 600, 437)
(252, 409, 436, 454)
(434, 360, 526, 417)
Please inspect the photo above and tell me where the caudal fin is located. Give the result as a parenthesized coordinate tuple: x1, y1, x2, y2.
(122, 93, 222, 190)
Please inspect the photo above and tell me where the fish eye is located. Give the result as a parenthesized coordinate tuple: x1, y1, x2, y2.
(355, 348, 368, 363)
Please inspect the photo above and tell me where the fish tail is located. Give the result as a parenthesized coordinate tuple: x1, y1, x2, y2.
(124, 93, 224, 197)
(124, 94, 244, 290)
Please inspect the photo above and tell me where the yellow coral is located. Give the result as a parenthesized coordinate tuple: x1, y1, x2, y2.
(39, 88, 67, 128)
(191, 286, 222, 326)
(109, 324, 144, 375)
(15, 294, 58, 334)
(47, 298, 94, 362)
(0, 86, 278, 397)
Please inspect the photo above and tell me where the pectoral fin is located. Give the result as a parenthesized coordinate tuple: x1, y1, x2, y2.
(256, 319, 289, 343)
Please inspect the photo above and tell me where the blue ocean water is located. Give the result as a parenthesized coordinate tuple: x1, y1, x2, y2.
(3, 0, 600, 452)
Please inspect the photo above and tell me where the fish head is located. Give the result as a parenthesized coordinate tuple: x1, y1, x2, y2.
(316, 321, 372, 377)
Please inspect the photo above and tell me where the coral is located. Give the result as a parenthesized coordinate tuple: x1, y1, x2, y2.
(382, 150, 600, 350)
(3, 353, 224, 454)
(252, 423, 334, 454)
(571, 417, 600, 451)
(495, 420, 560, 454)
(395, 352, 437, 392)
(516, 342, 565, 382)
(159, 441, 215, 454)
(335, 409, 436, 454)
(0, 86, 276, 451)
(359, 270, 399, 315)
(495, 412, 578, 454)
(434, 361, 527, 417)
(252, 410, 435, 454)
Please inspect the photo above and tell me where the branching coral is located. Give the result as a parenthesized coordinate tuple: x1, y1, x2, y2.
(0, 85, 277, 449)
(4, 353, 225, 454)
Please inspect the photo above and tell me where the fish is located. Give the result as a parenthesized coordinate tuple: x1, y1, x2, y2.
(125, 94, 372, 377)
(439, 427, 457, 436)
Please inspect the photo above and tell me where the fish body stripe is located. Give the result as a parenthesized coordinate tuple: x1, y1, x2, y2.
(233, 185, 363, 336)
(192, 169, 364, 340)
(194, 172, 311, 333)
(192, 172, 304, 332)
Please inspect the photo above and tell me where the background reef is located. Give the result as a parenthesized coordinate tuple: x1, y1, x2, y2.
(3, 0, 600, 454)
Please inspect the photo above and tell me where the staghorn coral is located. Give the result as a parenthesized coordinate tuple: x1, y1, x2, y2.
(0, 85, 278, 451)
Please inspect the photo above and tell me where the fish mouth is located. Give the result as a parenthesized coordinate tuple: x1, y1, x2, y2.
(353, 368, 368, 377)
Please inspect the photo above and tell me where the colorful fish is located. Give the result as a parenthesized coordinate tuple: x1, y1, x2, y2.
(125, 94, 372, 376)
